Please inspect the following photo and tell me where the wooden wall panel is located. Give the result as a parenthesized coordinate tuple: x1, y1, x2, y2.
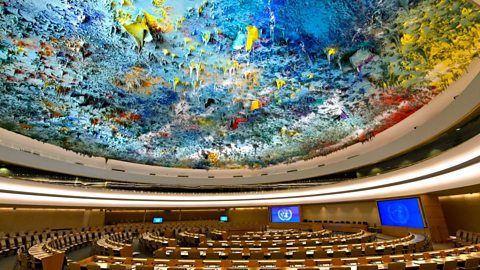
(104, 209, 227, 224)
(302, 201, 381, 226)
(227, 208, 270, 225)
(0, 208, 104, 232)
(0, 193, 474, 240)
(439, 193, 480, 234)
(420, 195, 450, 243)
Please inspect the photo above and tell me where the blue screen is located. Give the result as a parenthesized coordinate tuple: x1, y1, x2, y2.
(377, 198, 425, 228)
(152, 217, 163, 224)
(271, 206, 300, 223)
(219, 215, 229, 222)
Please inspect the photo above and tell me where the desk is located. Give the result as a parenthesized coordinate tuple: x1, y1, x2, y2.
(178, 231, 373, 249)
(322, 224, 368, 233)
(153, 234, 422, 260)
(76, 245, 480, 270)
(28, 242, 65, 270)
(97, 238, 134, 257)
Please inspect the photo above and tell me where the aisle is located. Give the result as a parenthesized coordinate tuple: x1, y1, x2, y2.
(0, 254, 17, 270)
(67, 245, 93, 262)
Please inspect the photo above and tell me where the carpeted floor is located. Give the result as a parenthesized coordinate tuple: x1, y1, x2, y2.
(0, 254, 17, 270)
(67, 245, 94, 262)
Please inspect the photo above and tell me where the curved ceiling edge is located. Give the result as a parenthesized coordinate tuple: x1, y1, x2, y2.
(1, 60, 479, 186)
(0, 162, 478, 208)
(0, 133, 479, 207)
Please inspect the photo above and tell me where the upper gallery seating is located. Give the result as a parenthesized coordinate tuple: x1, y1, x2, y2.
(452, 230, 480, 247)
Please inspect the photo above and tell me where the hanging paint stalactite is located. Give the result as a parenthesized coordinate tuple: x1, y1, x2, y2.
(0, 0, 479, 169)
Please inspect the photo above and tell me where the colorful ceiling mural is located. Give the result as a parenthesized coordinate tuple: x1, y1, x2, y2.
(0, 0, 479, 169)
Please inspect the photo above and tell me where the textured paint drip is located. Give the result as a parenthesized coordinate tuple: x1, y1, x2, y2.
(0, 0, 479, 169)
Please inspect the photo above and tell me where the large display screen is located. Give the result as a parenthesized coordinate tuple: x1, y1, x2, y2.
(152, 217, 163, 224)
(219, 215, 229, 222)
(271, 206, 301, 223)
(377, 198, 426, 228)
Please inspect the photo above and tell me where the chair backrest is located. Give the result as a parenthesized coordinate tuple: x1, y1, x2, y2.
(169, 251, 181, 259)
(188, 250, 201, 259)
(365, 246, 376, 256)
(270, 252, 284, 259)
(228, 252, 243, 260)
(465, 232, 473, 242)
(472, 234, 480, 244)
(351, 238, 361, 244)
(387, 262, 406, 270)
(465, 258, 480, 268)
(292, 251, 307, 259)
(313, 250, 328, 258)
(86, 264, 101, 270)
(443, 260, 457, 270)
(418, 262, 437, 270)
(351, 248, 362, 257)
(415, 242, 424, 252)
(154, 249, 167, 258)
(330, 267, 351, 270)
(250, 251, 265, 260)
(68, 262, 81, 270)
(357, 265, 379, 270)
(205, 252, 220, 260)
(383, 246, 393, 255)
(109, 265, 127, 270)
(333, 250, 347, 258)
(135, 266, 154, 270)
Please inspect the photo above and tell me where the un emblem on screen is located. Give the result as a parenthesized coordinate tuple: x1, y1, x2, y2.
(277, 208, 293, 221)
(387, 203, 410, 225)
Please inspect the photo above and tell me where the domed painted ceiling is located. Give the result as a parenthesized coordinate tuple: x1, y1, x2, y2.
(0, 0, 479, 169)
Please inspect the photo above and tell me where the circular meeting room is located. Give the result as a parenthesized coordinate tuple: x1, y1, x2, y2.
(0, 0, 480, 269)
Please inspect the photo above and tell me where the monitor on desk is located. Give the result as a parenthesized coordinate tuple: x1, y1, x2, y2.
(152, 217, 163, 224)
(377, 197, 426, 228)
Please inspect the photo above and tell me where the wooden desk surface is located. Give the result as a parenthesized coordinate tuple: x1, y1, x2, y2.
(77, 250, 480, 270)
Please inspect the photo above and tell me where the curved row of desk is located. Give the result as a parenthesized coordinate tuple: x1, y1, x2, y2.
(24, 221, 235, 270)
(95, 232, 134, 258)
(154, 230, 368, 250)
(228, 230, 333, 241)
(28, 231, 100, 270)
(73, 244, 480, 270)
(141, 231, 378, 254)
(178, 229, 332, 247)
(149, 235, 423, 261)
